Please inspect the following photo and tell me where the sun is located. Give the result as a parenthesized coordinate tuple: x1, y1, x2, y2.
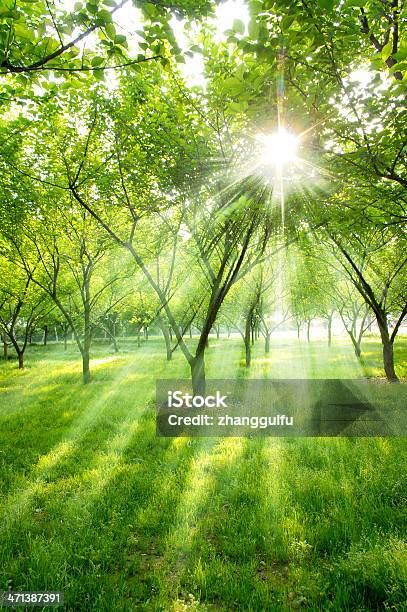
(257, 128, 299, 166)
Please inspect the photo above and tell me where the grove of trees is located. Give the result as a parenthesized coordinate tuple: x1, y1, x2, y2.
(0, 0, 405, 390)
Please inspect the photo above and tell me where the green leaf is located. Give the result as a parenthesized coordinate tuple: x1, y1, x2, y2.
(143, 3, 158, 18)
(222, 77, 242, 95)
(232, 19, 245, 34)
(105, 23, 116, 40)
(86, 3, 98, 14)
(318, 0, 335, 10)
(114, 34, 127, 45)
(98, 9, 113, 23)
(281, 14, 296, 30)
(93, 68, 105, 81)
(248, 19, 259, 39)
(345, 0, 366, 6)
(381, 41, 392, 59)
(14, 23, 30, 38)
(91, 56, 104, 66)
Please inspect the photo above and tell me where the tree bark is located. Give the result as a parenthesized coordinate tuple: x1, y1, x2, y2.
(43, 325, 48, 346)
(158, 316, 172, 361)
(3, 334, 7, 360)
(348, 333, 362, 358)
(265, 332, 270, 354)
(83, 278, 92, 383)
(378, 320, 398, 382)
(327, 315, 332, 347)
(307, 319, 311, 342)
(82, 351, 90, 384)
(245, 313, 251, 367)
(190, 352, 205, 396)
(18, 351, 24, 369)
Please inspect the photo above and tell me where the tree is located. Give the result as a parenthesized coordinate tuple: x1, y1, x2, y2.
(0, 0, 213, 84)
(328, 229, 406, 381)
(0, 254, 51, 368)
(288, 249, 322, 343)
(6, 63, 283, 393)
(5, 202, 129, 383)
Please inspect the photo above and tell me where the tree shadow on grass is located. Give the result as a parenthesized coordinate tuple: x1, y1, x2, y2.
(149, 436, 407, 611)
(0, 402, 225, 611)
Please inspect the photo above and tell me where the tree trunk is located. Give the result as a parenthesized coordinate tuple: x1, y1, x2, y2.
(18, 351, 24, 369)
(43, 325, 48, 346)
(158, 316, 172, 361)
(216, 326, 220, 339)
(137, 329, 141, 347)
(83, 281, 92, 384)
(382, 338, 397, 382)
(111, 322, 119, 352)
(227, 324, 230, 339)
(189, 326, 192, 339)
(63, 325, 68, 350)
(327, 315, 332, 347)
(245, 314, 251, 367)
(190, 352, 205, 396)
(307, 319, 311, 342)
(378, 321, 398, 382)
(3, 334, 8, 360)
(265, 332, 270, 354)
(82, 351, 90, 384)
(296, 323, 300, 339)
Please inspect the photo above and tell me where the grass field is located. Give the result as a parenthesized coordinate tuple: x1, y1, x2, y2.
(0, 335, 406, 610)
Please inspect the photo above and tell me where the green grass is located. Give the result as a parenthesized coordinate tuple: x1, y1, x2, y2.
(0, 335, 406, 611)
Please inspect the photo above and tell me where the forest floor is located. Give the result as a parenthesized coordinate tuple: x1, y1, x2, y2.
(0, 336, 406, 611)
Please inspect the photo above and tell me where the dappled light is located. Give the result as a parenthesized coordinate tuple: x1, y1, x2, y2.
(0, 0, 406, 608)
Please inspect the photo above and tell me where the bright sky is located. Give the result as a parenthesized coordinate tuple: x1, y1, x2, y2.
(59, 0, 250, 87)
